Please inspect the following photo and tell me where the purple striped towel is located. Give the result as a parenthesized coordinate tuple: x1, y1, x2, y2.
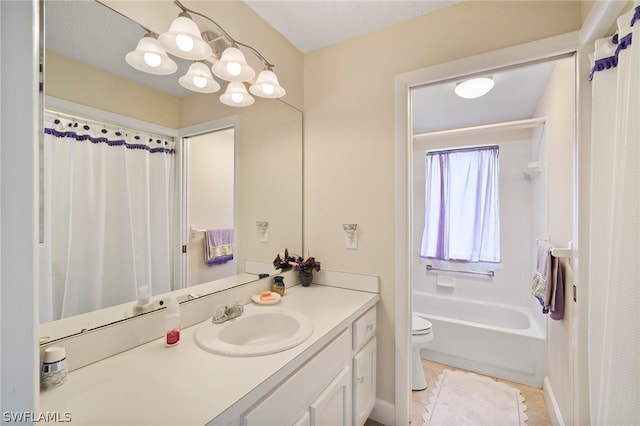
(205, 229, 233, 265)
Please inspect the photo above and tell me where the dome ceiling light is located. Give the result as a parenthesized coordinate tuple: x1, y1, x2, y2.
(454, 76, 495, 99)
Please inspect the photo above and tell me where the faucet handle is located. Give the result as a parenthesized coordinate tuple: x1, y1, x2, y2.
(212, 304, 226, 323)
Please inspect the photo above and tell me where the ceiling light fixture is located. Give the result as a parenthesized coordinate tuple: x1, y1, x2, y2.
(125, 0, 285, 107)
(158, 12, 213, 60)
(220, 81, 255, 107)
(178, 61, 220, 93)
(212, 46, 255, 82)
(125, 32, 178, 75)
(454, 76, 495, 99)
(250, 69, 286, 98)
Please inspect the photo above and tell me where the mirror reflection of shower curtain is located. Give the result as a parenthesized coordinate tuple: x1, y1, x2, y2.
(40, 113, 175, 321)
(588, 5, 640, 424)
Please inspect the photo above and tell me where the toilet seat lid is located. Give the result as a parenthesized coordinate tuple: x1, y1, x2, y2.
(412, 315, 432, 334)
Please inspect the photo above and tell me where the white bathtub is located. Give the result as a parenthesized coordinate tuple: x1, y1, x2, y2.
(413, 291, 545, 387)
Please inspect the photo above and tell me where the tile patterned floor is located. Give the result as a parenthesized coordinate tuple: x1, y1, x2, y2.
(366, 359, 551, 425)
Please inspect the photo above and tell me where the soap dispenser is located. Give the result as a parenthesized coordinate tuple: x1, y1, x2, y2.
(165, 295, 180, 347)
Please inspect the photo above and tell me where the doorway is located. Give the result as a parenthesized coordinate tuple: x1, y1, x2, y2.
(393, 34, 579, 425)
(186, 127, 237, 286)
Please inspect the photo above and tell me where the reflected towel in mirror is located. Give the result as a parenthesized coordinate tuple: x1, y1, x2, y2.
(205, 229, 234, 265)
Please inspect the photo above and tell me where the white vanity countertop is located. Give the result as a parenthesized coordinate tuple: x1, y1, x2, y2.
(39, 284, 379, 425)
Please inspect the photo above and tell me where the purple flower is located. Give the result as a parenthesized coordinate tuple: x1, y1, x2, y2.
(293, 256, 321, 273)
(273, 248, 296, 270)
(273, 249, 321, 274)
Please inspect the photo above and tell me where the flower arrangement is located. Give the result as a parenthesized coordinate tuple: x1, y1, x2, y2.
(273, 248, 295, 271)
(293, 256, 321, 274)
(273, 248, 321, 274)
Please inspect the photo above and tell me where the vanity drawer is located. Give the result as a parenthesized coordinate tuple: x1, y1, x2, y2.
(353, 307, 376, 350)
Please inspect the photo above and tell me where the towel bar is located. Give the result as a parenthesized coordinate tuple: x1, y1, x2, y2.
(189, 225, 206, 239)
(537, 238, 573, 259)
(426, 265, 494, 277)
(550, 246, 573, 258)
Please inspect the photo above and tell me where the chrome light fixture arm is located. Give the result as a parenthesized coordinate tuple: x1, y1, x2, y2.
(174, 0, 274, 69)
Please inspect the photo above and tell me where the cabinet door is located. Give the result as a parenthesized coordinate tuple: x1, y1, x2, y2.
(242, 330, 350, 426)
(310, 366, 351, 426)
(353, 337, 376, 426)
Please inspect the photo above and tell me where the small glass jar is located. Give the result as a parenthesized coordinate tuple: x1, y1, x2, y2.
(271, 275, 285, 296)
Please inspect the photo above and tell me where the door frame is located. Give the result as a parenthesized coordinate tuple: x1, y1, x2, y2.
(393, 31, 580, 426)
(176, 116, 239, 290)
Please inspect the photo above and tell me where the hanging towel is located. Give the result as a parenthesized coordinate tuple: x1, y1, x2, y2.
(549, 256, 565, 320)
(531, 240, 553, 310)
(204, 229, 234, 265)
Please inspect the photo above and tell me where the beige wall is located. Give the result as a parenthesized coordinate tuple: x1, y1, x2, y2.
(581, 1, 595, 25)
(44, 52, 180, 128)
(534, 55, 577, 426)
(303, 0, 581, 405)
(188, 130, 237, 285)
(181, 94, 303, 269)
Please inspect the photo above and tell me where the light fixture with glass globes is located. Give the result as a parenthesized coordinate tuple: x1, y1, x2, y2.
(125, 32, 178, 75)
(220, 82, 255, 107)
(158, 11, 213, 60)
(178, 61, 220, 93)
(125, 0, 286, 107)
(454, 76, 495, 99)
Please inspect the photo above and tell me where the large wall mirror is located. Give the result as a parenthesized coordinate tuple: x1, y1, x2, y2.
(40, 0, 303, 343)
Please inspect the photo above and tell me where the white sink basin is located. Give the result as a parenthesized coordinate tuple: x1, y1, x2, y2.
(194, 309, 314, 356)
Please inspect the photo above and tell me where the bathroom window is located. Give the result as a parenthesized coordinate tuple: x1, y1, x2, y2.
(420, 145, 501, 263)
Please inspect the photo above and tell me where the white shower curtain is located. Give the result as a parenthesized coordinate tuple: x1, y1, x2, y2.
(588, 5, 640, 424)
(40, 113, 175, 321)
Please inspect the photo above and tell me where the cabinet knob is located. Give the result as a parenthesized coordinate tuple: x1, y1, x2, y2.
(366, 323, 374, 331)
(357, 376, 365, 384)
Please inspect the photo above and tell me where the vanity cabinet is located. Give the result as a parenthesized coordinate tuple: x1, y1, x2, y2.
(242, 328, 351, 425)
(218, 305, 378, 426)
(352, 307, 377, 426)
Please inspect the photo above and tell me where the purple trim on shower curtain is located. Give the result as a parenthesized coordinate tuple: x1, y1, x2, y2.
(590, 55, 618, 81)
(590, 7, 638, 80)
(615, 32, 633, 58)
(44, 128, 175, 155)
(631, 5, 640, 27)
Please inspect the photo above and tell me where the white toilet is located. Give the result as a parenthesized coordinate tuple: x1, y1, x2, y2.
(412, 315, 434, 391)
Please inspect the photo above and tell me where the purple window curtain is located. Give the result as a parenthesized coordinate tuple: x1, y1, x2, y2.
(420, 145, 500, 263)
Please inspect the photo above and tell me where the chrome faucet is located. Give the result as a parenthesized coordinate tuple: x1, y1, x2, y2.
(212, 300, 244, 324)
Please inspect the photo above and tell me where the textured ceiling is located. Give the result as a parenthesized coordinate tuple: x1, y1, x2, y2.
(244, 0, 460, 53)
(45, 0, 193, 98)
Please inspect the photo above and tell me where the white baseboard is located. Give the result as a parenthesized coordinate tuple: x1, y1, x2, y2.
(544, 376, 565, 426)
(369, 398, 394, 426)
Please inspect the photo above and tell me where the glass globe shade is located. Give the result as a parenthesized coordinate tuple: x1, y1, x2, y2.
(454, 77, 495, 99)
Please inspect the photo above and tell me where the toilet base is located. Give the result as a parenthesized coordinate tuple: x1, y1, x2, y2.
(412, 348, 428, 391)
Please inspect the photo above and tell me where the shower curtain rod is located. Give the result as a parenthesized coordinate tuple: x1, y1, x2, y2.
(413, 117, 546, 140)
(44, 108, 174, 141)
